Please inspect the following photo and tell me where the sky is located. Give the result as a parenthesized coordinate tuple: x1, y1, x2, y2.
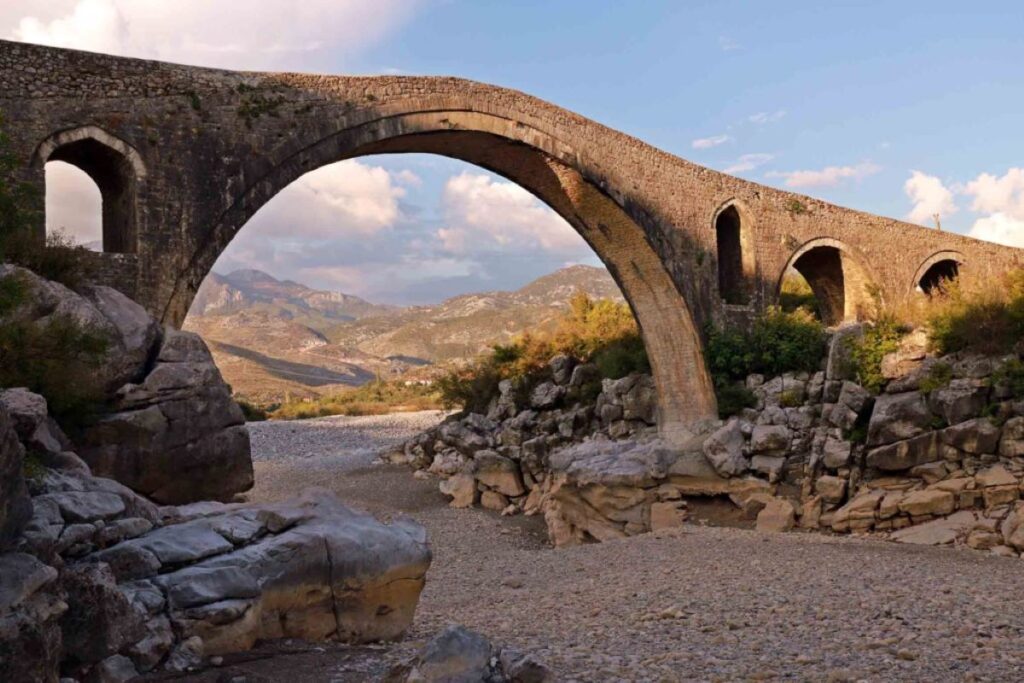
(7, 1, 1024, 304)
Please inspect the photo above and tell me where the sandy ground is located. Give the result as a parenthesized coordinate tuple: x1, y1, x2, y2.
(165, 412, 1024, 682)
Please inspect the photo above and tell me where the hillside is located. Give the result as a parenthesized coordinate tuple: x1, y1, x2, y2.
(183, 265, 624, 403)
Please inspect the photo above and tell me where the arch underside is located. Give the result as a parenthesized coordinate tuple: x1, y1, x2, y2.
(784, 240, 874, 326)
(170, 112, 718, 438)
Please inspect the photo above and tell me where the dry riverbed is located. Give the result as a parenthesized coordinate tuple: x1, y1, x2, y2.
(185, 411, 1024, 682)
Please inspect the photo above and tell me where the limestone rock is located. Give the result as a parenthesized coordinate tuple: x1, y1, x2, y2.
(549, 354, 575, 386)
(867, 392, 932, 446)
(61, 562, 146, 665)
(891, 510, 977, 545)
(866, 432, 941, 471)
(940, 418, 1001, 455)
(826, 324, 864, 381)
(999, 416, 1024, 457)
(821, 436, 852, 469)
(649, 501, 688, 530)
(815, 475, 847, 504)
(756, 498, 796, 533)
(439, 474, 477, 509)
(880, 329, 929, 379)
(928, 379, 988, 426)
(898, 489, 955, 517)
(702, 421, 748, 477)
(408, 624, 493, 682)
(749, 425, 791, 455)
(472, 450, 526, 497)
(530, 382, 564, 410)
(78, 329, 253, 504)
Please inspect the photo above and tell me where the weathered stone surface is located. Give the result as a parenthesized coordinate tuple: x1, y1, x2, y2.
(940, 418, 1001, 455)
(701, 421, 748, 477)
(0, 388, 71, 459)
(822, 436, 852, 469)
(549, 354, 575, 386)
(898, 489, 955, 517)
(35, 491, 125, 523)
(891, 510, 976, 545)
(61, 563, 146, 665)
(866, 432, 941, 471)
(880, 329, 929, 379)
(399, 625, 493, 683)
(867, 392, 932, 446)
(439, 474, 477, 509)
(472, 451, 526, 497)
(79, 330, 253, 504)
(756, 498, 796, 533)
(0, 406, 30, 550)
(815, 475, 847, 504)
(976, 465, 1017, 488)
(530, 382, 564, 410)
(999, 416, 1024, 457)
(928, 379, 988, 426)
(749, 425, 791, 455)
(649, 501, 688, 530)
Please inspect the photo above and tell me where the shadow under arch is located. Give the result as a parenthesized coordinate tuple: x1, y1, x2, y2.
(168, 111, 717, 439)
(32, 125, 146, 254)
(913, 250, 965, 295)
(711, 198, 757, 307)
(778, 237, 878, 326)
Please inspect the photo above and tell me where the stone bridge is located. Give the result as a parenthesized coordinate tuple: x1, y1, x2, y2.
(2, 40, 1022, 440)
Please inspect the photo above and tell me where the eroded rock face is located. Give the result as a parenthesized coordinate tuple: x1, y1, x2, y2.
(0, 406, 31, 550)
(0, 266, 253, 505)
(78, 330, 253, 504)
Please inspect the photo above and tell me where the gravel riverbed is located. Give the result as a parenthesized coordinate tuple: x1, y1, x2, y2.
(223, 412, 1024, 682)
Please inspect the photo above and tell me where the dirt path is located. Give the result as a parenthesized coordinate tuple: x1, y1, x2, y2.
(182, 412, 1024, 682)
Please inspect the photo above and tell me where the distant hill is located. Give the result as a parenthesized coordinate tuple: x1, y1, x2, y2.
(183, 265, 623, 403)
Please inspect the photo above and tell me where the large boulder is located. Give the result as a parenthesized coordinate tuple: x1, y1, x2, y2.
(866, 392, 933, 446)
(702, 420, 748, 477)
(78, 330, 253, 504)
(0, 406, 31, 550)
(0, 552, 65, 683)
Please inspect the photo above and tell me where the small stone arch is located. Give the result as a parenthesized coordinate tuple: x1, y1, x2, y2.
(712, 199, 756, 306)
(32, 126, 146, 253)
(913, 250, 964, 295)
(779, 237, 877, 325)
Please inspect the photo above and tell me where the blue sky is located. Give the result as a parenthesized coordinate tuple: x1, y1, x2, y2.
(10, 1, 1024, 303)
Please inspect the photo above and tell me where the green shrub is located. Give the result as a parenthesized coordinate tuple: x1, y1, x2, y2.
(779, 388, 804, 408)
(779, 272, 818, 316)
(926, 270, 1024, 355)
(236, 399, 269, 422)
(706, 307, 826, 383)
(918, 362, 952, 395)
(844, 316, 906, 394)
(436, 292, 648, 412)
(994, 359, 1024, 399)
(0, 283, 110, 430)
(715, 384, 756, 418)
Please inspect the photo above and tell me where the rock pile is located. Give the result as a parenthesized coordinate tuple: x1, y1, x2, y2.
(0, 265, 252, 503)
(398, 325, 1024, 557)
(0, 391, 431, 682)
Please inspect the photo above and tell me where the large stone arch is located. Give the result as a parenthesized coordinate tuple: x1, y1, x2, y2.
(32, 125, 146, 254)
(167, 111, 717, 440)
(779, 237, 878, 325)
(712, 198, 757, 307)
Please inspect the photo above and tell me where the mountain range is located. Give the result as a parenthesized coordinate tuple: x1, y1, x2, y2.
(183, 265, 624, 403)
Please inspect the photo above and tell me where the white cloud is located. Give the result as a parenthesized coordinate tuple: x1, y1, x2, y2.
(44, 161, 102, 247)
(766, 161, 881, 188)
(968, 212, 1024, 248)
(748, 110, 786, 125)
(244, 160, 407, 238)
(718, 36, 740, 51)
(963, 168, 1024, 219)
(6, 0, 420, 70)
(436, 172, 586, 256)
(691, 134, 731, 150)
(724, 153, 774, 175)
(904, 170, 958, 225)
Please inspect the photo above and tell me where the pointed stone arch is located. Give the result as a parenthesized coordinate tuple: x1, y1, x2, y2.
(712, 199, 757, 306)
(779, 238, 877, 325)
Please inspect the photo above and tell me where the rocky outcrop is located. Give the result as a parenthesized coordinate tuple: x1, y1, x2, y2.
(0, 265, 252, 504)
(0, 389, 430, 682)
(78, 329, 253, 503)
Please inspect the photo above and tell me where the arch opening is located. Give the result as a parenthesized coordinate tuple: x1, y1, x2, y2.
(36, 128, 143, 254)
(918, 258, 960, 296)
(172, 119, 720, 437)
(715, 204, 753, 305)
(44, 160, 103, 250)
(782, 240, 875, 326)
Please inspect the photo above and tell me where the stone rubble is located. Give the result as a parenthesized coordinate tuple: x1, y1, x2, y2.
(396, 326, 1024, 559)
